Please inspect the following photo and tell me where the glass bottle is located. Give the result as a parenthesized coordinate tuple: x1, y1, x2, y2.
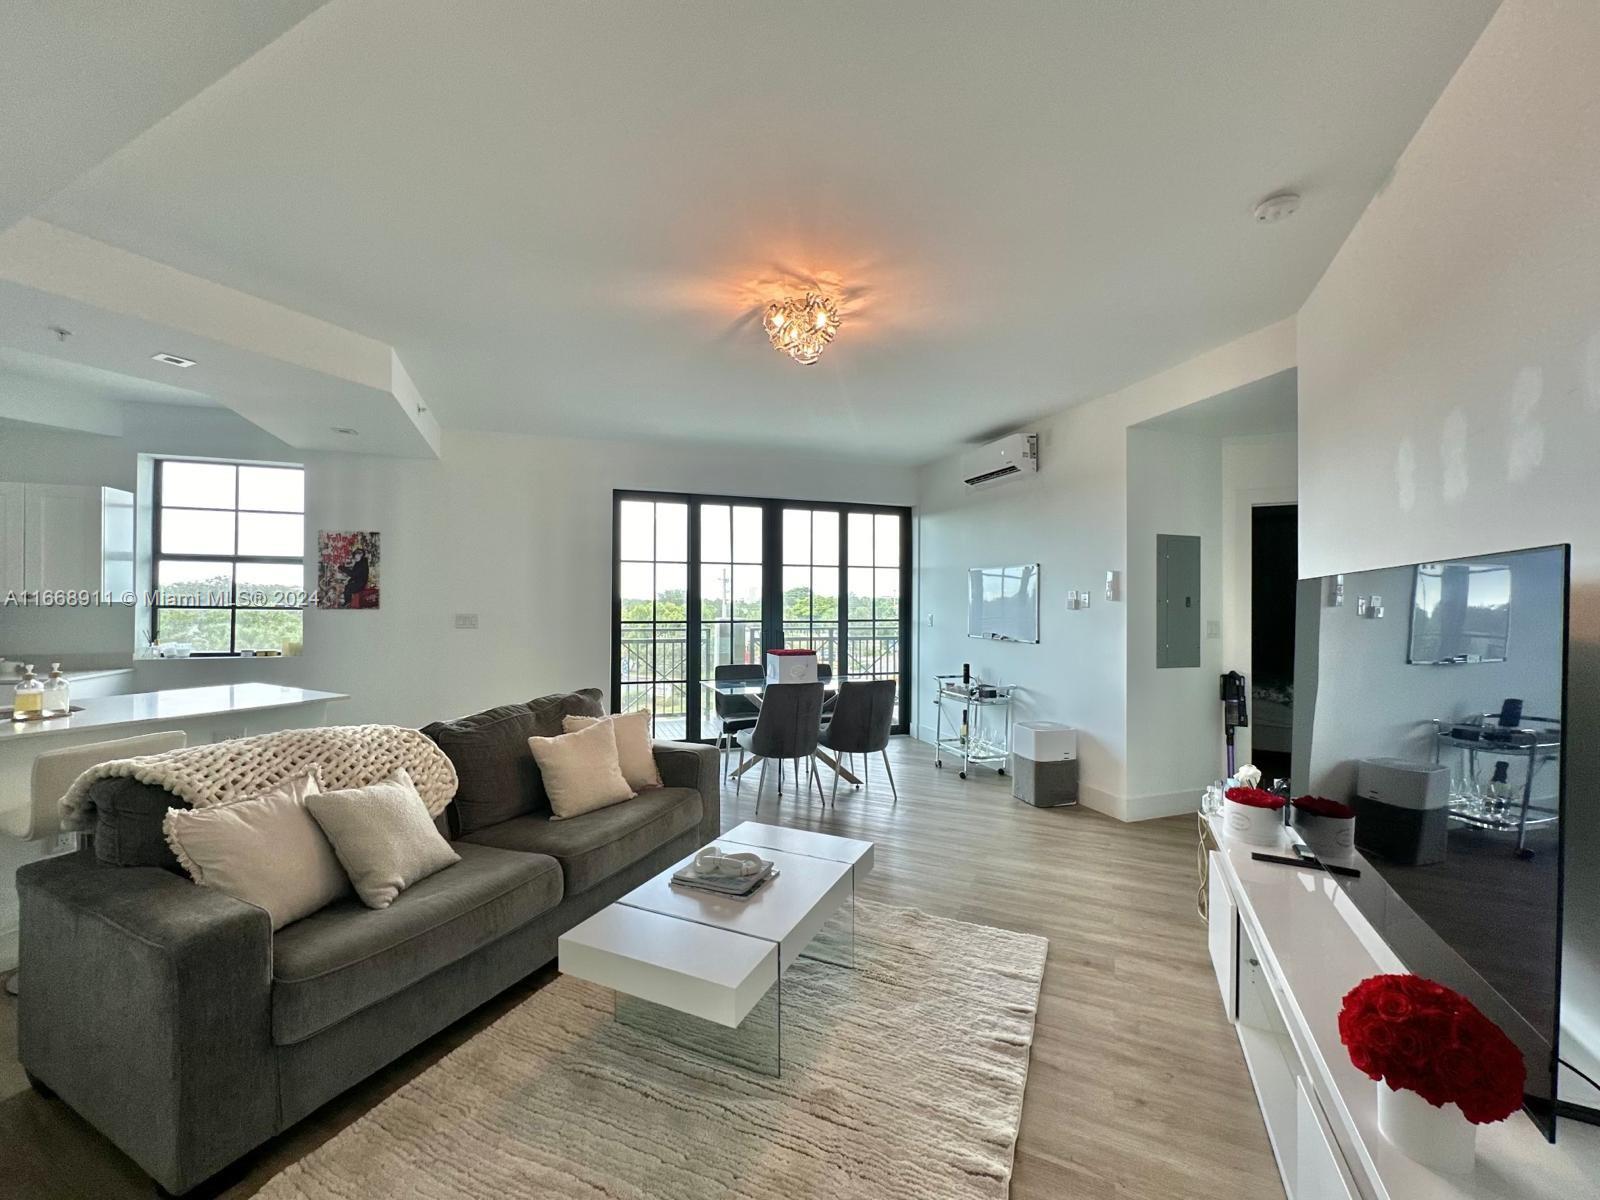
(1486, 760, 1514, 818)
(42, 663, 70, 717)
(12, 665, 44, 720)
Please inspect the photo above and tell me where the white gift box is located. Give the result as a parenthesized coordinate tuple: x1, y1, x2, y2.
(1222, 796, 1286, 847)
(765, 650, 819, 685)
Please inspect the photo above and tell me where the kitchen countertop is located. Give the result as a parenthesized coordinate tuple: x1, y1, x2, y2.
(0, 683, 347, 742)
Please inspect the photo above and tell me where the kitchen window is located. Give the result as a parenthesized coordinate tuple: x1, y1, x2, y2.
(149, 458, 306, 656)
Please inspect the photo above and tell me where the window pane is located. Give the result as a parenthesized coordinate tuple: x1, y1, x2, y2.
(848, 512, 875, 565)
(238, 466, 304, 512)
(782, 565, 811, 618)
(656, 503, 688, 562)
(238, 512, 303, 557)
(812, 567, 838, 621)
(655, 563, 687, 619)
(782, 509, 810, 564)
(620, 684, 650, 714)
(156, 607, 231, 653)
(236, 608, 303, 653)
(619, 501, 654, 560)
(732, 506, 762, 563)
(655, 626, 687, 680)
(731, 621, 762, 665)
(875, 567, 900, 618)
(653, 683, 687, 738)
(160, 508, 234, 555)
(161, 461, 235, 509)
(700, 504, 731, 563)
(732, 564, 762, 619)
(848, 567, 873, 618)
(237, 562, 304, 607)
(700, 564, 731, 621)
(620, 627, 653, 681)
(700, 624, 730, 675)
(875, 514, 900, 566)
(812, 511, 839, 566)
(620, 562, 653, 620)
(156, 560, 233, 606)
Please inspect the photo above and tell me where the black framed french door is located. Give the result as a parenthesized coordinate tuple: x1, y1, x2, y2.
(612, 490, 913, 742)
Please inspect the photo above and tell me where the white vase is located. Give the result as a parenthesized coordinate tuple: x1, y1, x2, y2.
(1376, 1081, 1477, 1174)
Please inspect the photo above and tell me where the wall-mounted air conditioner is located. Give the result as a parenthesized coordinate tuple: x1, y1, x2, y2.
(961, 433, 1038, 488)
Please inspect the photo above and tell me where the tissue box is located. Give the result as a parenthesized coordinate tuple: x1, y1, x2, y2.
(766, 649, 818, 685)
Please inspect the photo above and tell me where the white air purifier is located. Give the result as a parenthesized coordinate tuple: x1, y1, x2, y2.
(1011, 722, 1078, 807)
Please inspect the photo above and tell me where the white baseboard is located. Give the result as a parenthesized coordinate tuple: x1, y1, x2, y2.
(0, 924, 16, 975)
(1122, 788, 1203, 821)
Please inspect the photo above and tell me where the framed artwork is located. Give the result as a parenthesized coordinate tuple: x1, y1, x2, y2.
(318, 531, 380, 609)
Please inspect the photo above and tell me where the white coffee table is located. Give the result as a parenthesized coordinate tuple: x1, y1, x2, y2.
(559, 821, 874, 1075)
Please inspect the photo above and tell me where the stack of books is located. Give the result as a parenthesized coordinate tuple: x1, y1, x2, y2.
(670, 858, 777, 898)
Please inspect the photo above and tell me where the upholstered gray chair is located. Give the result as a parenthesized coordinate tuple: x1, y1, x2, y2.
(819, 679, 897, 804)
(734, 681, 825, 810)
(712, 663, 764, 775)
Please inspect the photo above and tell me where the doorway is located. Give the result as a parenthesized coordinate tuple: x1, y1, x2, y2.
(1250, 504, 1297, 784)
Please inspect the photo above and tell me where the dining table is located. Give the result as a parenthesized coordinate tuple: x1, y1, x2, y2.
(703, 678, 863, 786)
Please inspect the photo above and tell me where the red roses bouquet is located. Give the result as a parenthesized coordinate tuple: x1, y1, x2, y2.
(1338, 974, 1525, 1124)
(1292, 794, 1355, 819)
(1225, 785, 1285, 810)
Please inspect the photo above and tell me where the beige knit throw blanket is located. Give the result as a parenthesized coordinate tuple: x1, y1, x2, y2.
(59, 724, 459, 831)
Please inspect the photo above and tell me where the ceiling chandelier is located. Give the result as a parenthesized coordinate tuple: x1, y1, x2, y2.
(762, 292, 842, 365)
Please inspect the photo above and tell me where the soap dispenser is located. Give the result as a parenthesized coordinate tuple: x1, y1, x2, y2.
(42, 663, 70, 717)
(11, 665, 44, 721)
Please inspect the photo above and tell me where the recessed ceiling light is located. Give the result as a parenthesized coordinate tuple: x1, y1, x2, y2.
(1252, 192, 1301, 224)
(151, 352, 196, 367)
(331, 426, 359, 436)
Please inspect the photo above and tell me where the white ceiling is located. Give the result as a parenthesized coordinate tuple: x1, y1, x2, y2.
(15, 1, 1498, 462)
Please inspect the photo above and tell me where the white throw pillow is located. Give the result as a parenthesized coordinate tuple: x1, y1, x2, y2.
(562, 710, 662, 791)
(528, 718, 635, 819)
(163, 771, 349, 931)
(306, 767, 461, 909)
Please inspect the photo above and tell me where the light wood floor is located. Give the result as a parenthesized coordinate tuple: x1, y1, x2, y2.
(0, 737, 1282, 1199)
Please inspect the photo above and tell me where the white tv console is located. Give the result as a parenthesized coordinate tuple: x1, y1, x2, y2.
(1201, 815, 1600, 1199)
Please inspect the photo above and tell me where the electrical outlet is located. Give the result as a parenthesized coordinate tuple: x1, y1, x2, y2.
(453, 613, 479, 630)
(50, 832, 77, 856)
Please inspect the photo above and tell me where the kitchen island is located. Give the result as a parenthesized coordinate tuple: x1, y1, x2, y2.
(0, 683, 347, 972)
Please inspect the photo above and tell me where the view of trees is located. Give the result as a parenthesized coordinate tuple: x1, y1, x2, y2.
(619, 586, 895, 624)
(154, 571, 303, 653)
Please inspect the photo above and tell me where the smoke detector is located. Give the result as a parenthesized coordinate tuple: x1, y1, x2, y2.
(1252, 192, 1301, 224)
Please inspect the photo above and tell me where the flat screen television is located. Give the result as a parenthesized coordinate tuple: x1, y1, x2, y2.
(1294, 544, 1572, 1140)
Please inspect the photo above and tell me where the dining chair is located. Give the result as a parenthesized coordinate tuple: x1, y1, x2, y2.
(819, 679, 898, 805)
(734, 682, 826, 811)
(711, 663, 765, 775)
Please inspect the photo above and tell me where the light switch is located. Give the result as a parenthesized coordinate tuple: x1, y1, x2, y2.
(454, 613, 480, 630)
(1206, 620, 1221, 639)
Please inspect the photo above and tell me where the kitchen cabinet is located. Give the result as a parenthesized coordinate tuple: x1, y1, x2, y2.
(0, 483, 134, 594)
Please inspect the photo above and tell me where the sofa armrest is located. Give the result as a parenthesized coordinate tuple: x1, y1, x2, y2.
(652, 740, 721, 844)
(17, 853, 277, 1194)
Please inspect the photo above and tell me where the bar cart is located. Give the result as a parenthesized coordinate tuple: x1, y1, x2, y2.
(1433, 713, 1562, 858)
(932, 674, 1017, 779)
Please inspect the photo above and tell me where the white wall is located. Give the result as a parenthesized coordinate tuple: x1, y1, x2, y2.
(914, 318, 1296, 818)
(1296, 0, 1600, 1109)
(2, 407, 917, 722)
(1124, 426, 1224, 812)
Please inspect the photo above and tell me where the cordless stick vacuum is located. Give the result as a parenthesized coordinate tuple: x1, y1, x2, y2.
(1220, 671, 1248, 777)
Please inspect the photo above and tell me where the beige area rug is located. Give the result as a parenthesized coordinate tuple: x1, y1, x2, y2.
(260, 902, 1047, 1200)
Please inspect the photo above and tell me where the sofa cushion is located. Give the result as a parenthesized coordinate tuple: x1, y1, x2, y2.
(270, 842, 562, 1045)
(460, 787, 702, 896)
(420, 689, 604, 833)
(86, 776, 187, 869)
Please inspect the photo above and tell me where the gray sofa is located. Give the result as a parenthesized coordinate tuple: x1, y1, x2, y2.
(15, 689, 719, 1196)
